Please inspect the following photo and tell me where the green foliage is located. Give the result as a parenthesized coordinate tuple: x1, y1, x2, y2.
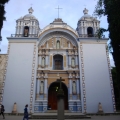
(95, 28, 107, 39)
(0, 0, 9, 4)
(0, 0, 10, 39)
(111, 67, 120, 110)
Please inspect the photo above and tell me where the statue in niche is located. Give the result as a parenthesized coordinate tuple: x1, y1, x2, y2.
(41, 57, 45, 67)
(71, 58, 75, 67)
(12, 102, 17, 113)
(72, 81, 77, 94)
(40, 81, 44, 94)
(24, 26, 29, 37)
(98, 102, 103, 113)
(56, 40, 60, 49)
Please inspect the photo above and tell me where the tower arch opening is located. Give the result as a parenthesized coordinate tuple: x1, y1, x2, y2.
(23, 26, 29, 37)
(87, 27, 93, 37)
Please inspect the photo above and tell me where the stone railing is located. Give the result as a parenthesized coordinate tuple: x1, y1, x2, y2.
(10, 34, 38, 37)
(79, 34, 98, 38)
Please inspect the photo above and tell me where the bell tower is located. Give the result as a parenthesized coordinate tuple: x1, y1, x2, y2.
(15, 7, 40, 37)
(76, 8, 100, 37)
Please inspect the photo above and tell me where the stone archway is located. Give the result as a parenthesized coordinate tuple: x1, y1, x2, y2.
(48, 82, 68, 110)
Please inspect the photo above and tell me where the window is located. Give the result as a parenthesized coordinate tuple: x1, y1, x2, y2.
(56, 40, 60, 49)
(55, 60, 62, 70)
(41, 57, 45, 67)
(71, 58, 75, 67)
(53, 55, 63, 70)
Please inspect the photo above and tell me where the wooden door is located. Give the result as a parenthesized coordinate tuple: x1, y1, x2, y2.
(48, 89, 57, 110)
(48, 82, 68, 110)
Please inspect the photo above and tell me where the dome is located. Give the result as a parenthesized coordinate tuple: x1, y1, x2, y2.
(79, 8, 92, 21)
(23, 14, 36, 19)
(23, 7, 37, 20)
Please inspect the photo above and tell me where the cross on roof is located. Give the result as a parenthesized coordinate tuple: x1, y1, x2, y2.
(55, 6, 62, 18)
(57, 77, 65, 89)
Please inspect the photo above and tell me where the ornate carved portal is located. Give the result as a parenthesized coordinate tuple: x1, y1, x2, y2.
(48, 82, 68, 110)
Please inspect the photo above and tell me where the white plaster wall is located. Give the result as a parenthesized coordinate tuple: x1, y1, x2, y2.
(82, 44, 113, 113)
(3, 42, 35, 113)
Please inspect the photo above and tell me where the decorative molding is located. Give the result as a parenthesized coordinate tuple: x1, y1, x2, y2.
(29, 43, 36, 113)
(106, 48, 116, 112)
(80, 44, 86, 113)
(0, 43, 10, 104)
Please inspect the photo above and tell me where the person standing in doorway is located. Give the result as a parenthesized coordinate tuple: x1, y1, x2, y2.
(23, 104, 28, 120)
(0, 105, 5, 119)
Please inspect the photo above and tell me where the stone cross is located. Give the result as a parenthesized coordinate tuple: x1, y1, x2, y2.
(57, 77, 65, 89)
(55, 6, 62, 18)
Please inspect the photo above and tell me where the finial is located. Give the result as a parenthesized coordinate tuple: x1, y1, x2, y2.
(28, 7, 34, 14)
(83, 8, 88, 15)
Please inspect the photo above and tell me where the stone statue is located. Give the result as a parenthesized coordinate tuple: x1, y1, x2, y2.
(72, 81, 77, 94)
(40, 81, 44, 94)
(98, 102, 103, 113)
(12, 102, 17, 113)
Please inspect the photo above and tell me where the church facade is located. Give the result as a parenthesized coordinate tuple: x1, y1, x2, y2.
(1, 7, 115, 113)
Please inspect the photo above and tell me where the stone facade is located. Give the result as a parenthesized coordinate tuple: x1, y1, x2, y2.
(0, 54, 7, 99)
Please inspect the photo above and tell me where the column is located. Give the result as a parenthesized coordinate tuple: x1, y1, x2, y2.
(46, 56, 48, 68)
(20, 26, 22, 34)
(94, 27, 96, 34)
(15, 26, 17, 34)
(68, 42, 70, 48)
(85, 27, 87, 35)
(36, 79, 40, 99)
(44, 79, 47, 99)
(77, 79, 80, 99)
(33, 27, 35, 34)
(75, 55, 78, 66)
(68, 55, 71, 69)
(46, 41, 48, 48)
(17, 26, 19, 34)
(29, 26, 31, 34)
(69, 79, 72, 99)
(38, 56, 41, 68)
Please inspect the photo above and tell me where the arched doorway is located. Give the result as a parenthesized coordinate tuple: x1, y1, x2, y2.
(48, 82, 68, 110)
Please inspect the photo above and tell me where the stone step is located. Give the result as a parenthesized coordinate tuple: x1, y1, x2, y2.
(46, 110, 70, 113)
(30, 113, 91, 119)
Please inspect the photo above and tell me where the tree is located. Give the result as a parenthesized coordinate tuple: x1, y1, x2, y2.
(94, 0, 120, 110)
(95, 28, 107, 39)
(0, 0, 9, 41)
(111, 67, 120, 110)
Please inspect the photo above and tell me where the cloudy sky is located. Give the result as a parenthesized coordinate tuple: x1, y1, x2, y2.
(0, 0, 115, 66)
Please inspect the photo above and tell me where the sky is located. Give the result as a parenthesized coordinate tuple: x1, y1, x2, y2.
(0, 0, 115, 66)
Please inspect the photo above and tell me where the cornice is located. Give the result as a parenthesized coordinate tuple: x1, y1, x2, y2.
(79, 38, 109, 44)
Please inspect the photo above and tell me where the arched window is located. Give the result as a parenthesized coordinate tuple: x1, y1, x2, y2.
(53, 55, 63, 70)
(23, 26, 29, 37)
(41, 57, 45, 67)
(71, 58, 75, 67)
(72, 81, 77, 94)
(56, 40, 60, 49)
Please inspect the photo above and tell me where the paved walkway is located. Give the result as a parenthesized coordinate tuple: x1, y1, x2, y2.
(0, 115, 120, 120)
